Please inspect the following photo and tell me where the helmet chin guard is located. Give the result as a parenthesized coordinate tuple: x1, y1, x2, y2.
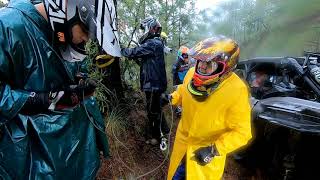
(187, 36, 240, 99)
(59, 45, 87, 62)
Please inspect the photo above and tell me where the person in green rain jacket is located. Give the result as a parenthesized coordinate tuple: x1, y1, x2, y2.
(0, 0, 121, 179)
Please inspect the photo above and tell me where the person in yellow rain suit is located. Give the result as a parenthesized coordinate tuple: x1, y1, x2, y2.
(165, 36, 252, 180)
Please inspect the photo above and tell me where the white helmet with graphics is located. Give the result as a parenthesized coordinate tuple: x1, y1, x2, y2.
(43, 0, 121, 62)
(138, 16, 162, 44)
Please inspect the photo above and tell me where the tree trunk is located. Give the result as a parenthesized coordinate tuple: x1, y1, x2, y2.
(103, 57, 124, 100)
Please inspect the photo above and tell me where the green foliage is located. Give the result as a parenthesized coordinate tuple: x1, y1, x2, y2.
(240, 0, 320, 58)
(165, 53, 176, 92)
(269, 0, 320, 27)
(192, 0, 320, 59)
(85, 40, 130, 138)
(87, 0, 320, 110)
(121, 59, 140, 90)
(117, 0, 197, 88)
(118, 0, 197, 48)
(85, 40, 118, 113)
(106, 104, 128, 138)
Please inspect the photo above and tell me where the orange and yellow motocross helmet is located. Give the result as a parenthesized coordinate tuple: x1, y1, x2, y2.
(179, 46, 189, 54)
(187, 36, 240, 97)
(177, 46, 189, 60)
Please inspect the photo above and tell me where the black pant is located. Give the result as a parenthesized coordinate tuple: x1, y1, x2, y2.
(173, 74, 182, 86)
(145, 91, 169, 140)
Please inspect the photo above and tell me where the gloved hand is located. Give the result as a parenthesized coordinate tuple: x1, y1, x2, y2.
(161, 93, 172, 106)
(66, 78, 97, 97)
(20, 92, 50, 114)
(20, 76, 97, 114)
(48, 91, 80, 110)
(55, 78, 97, 109)
(194, 145, 218, 166)
(20, 91, 79, 114)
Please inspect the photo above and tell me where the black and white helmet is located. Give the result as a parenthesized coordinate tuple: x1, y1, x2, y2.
(139, 16, 162, 44)
(43, 0, 121, 62)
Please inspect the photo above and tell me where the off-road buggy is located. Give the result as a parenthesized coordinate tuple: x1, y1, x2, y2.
(235, 52, 320, 179)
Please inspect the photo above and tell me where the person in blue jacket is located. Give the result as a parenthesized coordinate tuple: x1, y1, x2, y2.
(0, 0, 119, 179)
(172, 46, 191, 86)
(171, 46, 194, 116)
(121, 17, 169, 145)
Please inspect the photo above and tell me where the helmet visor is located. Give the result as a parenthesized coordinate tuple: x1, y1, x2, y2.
(196, 60, 218, 76)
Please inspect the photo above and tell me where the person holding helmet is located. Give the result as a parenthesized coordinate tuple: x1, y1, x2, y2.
(121, 16, 169, 145)
(165, 36, 252, 179)
(172, 46, 192, 86)
(0, 0, 121, 178)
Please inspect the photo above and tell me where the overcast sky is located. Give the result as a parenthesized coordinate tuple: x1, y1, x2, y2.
(195, 0, 230, 11)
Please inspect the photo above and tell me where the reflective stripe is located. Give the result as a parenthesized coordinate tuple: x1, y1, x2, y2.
(187, 82, 205, 96)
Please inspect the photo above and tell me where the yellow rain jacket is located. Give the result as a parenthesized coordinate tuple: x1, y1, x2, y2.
(167, 67, 252, 180)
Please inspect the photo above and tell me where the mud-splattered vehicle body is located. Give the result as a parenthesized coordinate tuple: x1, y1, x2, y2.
(235, 52, 320, 179)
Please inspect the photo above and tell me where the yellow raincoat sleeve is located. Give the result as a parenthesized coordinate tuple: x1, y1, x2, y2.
(215, 86, 252, 155)
(171, 84, 183, 106)
(171, 67, 194, 106)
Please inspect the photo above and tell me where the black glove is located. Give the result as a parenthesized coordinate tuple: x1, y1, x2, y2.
(20, 92, 50, 114)
(20, 91, 79, 114)
(48, 91, 80, 110)
(51, 78, 97, 110)
(194, 145, 218, 166)
(66, 78, 97, 97)
(161, 93, 172, 106)
(49, 78, 97, 110)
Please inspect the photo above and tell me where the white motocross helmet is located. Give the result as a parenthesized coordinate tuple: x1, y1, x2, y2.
(138, 16, 162, 44)
(43, 0, 121, 62)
